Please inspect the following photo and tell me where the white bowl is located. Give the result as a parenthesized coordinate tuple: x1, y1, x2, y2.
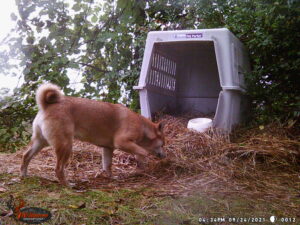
(187, 118, 212, 132)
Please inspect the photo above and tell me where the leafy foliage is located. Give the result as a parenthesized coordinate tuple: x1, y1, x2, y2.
(0, 89, 36, 151)
(0, 0, 299, 151)
(198, 0, 300, 123)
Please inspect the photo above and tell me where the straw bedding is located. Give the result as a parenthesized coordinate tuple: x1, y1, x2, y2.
(0, 114, 299, 213)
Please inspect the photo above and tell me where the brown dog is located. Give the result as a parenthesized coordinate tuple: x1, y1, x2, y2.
(20, 83, 165, 186)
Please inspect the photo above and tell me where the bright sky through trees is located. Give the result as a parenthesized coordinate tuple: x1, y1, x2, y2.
(0, 1, 19, 90)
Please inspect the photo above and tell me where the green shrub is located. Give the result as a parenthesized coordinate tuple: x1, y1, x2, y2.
(195, 0, 300, 124)
(0, 0, 299, 151)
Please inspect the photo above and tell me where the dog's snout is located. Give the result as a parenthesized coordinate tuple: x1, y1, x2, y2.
(157, 152, 166, 159)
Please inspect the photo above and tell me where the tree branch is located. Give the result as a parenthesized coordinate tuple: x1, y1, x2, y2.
(78, 62, 109, 73)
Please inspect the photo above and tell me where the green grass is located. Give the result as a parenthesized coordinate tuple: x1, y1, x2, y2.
(152, 191, 300, 225)
(0, 173, 299, 225)
(0, 174, 162, 224)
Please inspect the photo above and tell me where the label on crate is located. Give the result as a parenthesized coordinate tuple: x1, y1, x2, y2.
(174, 33, 203, 39)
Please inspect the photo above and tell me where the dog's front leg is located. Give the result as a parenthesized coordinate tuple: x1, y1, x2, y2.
(135, 155, 146, 170)
(115, 138, 150, 157)
(102, 147, 113, 177)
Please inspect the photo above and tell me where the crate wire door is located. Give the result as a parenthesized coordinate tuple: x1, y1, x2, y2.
(146, 49, 177, 96)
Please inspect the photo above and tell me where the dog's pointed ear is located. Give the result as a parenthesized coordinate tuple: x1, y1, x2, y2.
(157, 122, 164, 132)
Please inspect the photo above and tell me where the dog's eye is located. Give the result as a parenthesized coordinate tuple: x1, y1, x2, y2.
(156, 140, 164, 148)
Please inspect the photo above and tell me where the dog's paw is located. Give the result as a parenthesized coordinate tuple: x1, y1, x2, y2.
(136, 161, 146, 170)
(20, 174, 27, 179)
(111, 175, 119, 180)
(20, 170, 27, 178)
(135, 168, 145, 175)
(94, 171, 112, 179)
(68, 182, 76, 187)
(58, 180, 73, 187)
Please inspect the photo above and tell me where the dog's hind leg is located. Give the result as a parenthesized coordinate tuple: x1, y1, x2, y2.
(54, 141, 73, 186)
(102, 147, 113, 177)
(20, 136, 47, 177)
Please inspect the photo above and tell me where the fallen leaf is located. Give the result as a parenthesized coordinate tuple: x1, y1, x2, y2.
(7, 177, 20, 185)
(0, 210, 9, 217)
(0, 186, 7, 192)
(103, 209, 115, 216)
(1, 209, 13, 217)
(115, 198, 125, 203)
(74, 189, 87, 193)
(68, 202, 86, 209)
(51, 209, 58, 213)
(68, 204, 78, 209)
(78, 202, 86, 209)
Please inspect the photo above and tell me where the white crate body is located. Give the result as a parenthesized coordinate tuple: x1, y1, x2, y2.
(134, 28, 250, 131)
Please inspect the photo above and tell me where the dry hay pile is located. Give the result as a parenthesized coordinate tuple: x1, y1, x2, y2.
(227, 124, 300, 165)
(216, 124, 300, 216)
(0, 114, 230, 192)
(0, 115, 299, 206)
(147, 114, 230, 176)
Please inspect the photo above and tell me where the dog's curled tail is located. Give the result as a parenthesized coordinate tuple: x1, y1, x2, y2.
(36, 83, 63, 110)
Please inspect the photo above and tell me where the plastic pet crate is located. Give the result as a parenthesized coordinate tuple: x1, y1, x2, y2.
(134, 28, 250, 131)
